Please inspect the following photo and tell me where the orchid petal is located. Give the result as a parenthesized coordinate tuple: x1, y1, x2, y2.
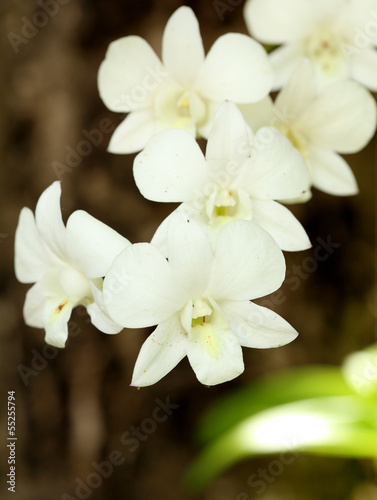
(349, 49, 377, 92)
(66, 210, 130, 279)
(269, 44, 303, 90)
(251, 199, 311, 251)
(103, 243, 188, 328)
(15, 207, 60, 284)
(133, 128, 207, 202)
(108, 110, 156, 154)
(98, 36, 166, 112)
(195, 34, 273, 103)
(197, 101, 223, 139)
(35, 181, 67, 259)
(43, 297, 73, 348)
(187, 310, 244, 386)
(131, 315, 187, 387)
(244, 0, 324, 44)
(222, 300, 298, 348)
(167, 212, 214, 296)
(238, 96, 274, 133)
(308, 147, 359, 196)
(208, 220, 285, 301)
(205, 101, 252, 174)
(162, 6, 205, 87)
(275, 59, 317, 122)
(298, 80, 377, 153)
(239, 128, 310, 200)
(23, 282, 45, 329)
(87, 283, 123, 334)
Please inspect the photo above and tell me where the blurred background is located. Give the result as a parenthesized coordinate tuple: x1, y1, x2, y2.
(0, 1, 376, 499)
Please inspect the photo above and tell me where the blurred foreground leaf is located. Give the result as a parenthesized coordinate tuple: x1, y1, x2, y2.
(196, 366, 353, 444)
(343, 344, 377, 397)
(186, 354, 377, 492)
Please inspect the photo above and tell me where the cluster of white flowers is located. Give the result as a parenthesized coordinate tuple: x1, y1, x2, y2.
(15, 5, 376, 386)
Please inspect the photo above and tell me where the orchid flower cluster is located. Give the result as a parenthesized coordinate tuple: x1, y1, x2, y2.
(15, 3, 377, 387)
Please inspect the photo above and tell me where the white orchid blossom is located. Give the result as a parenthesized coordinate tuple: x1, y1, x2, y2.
(98, 6, 274, 154)
(134, 101, 311, 252)
(103, 213, 298, 386)
(15, 182, 129, 348)
(244, 0, 377, 90)
(240, 59, 377, 198)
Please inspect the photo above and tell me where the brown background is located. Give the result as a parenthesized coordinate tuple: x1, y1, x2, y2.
(0, 1, 376, 499)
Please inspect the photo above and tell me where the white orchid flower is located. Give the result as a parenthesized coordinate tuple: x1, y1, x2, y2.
(15, 182, 129, 348)
(103, 213, 298, 386)
(240, 59, 377, 198)
(98, 6, 274, 154)
(134, 101, 311, 252)
(244, 0, 377, 90)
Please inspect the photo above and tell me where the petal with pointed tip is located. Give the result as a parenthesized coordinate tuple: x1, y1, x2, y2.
(131, 315, 187, 387)
(15, 207, 60, 283)
(308, 147, 359, 196)
(108, 110, 156, 154)
(35, 181, 67, 259)
(221, 300, 298, 348)
(162, 6, 205, 87)
(251, 199, 311, 251)
(205, 101, 252, 174)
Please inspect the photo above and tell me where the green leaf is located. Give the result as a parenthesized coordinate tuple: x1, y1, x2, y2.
(342, 344, 377, 397)
(186, 395, 377, 492)
(197, 366, 353, 444)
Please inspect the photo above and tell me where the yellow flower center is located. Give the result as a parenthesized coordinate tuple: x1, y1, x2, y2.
(190, 297, 212, 327)
(155, 81, 207, 135)
(304, 28, 346, 78)
(41, 265, 94, 307)
(206, 188, 253, 233)
(189, 299, 222, 359)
